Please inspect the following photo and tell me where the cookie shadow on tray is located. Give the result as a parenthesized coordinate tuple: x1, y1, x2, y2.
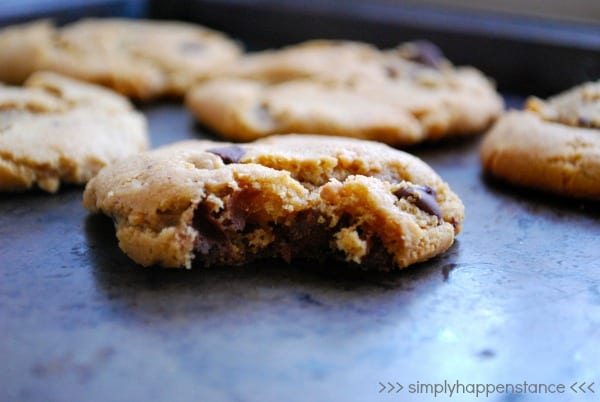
(480, 173, 600, 219)
(83, 213, 460, 320)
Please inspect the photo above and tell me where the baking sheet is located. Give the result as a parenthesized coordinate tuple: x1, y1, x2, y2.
(1, 97, 599, 402)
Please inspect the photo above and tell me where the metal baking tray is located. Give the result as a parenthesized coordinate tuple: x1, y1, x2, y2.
(1, 1, 599, 401)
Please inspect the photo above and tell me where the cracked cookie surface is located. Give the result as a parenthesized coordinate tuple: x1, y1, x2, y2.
(0, 71, 148, 192)
(83, 135, 464, 269)
(480, 81, 600, 199)
(186, 40, 503, 145)
(0, 19, 241, 100)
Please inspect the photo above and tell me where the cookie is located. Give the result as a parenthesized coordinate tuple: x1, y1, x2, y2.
(0, 19, 241, 100)
(186, 40, 503, 145)
(0, 71, 148, 192)
(83, 135, 464, 269)
(480, 81, 600, 199)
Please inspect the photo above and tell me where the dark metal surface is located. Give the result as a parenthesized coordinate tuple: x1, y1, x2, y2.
(1, 100, 599, 402)
(1, 2, 600, 400)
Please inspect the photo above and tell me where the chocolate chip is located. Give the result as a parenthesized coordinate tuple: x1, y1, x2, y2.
(179, 41, 205, 54)
(225, 189, 253, 232)
(404, 40, 444, 69)
(193, 202, 227, 255)
(384, 65, 400, 78)
(394, 185, 443, 220)
(273, 210, 332, 262)
(206, 146, 246, 164)
(356, 236, 395, 271)
(577, 115, 594, 128)
(193, 189, 256, 255)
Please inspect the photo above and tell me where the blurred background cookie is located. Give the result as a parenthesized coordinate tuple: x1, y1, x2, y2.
(186, 40, 504, 146)
(0, 71, 148, 192)
(0, 19, 241, 100)
(481, 81, 600, 199)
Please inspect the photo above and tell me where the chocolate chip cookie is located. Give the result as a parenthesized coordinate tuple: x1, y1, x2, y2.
(0, 19, 241, 100)
(186, 40, 503, 145)
(480, 81, 600, 199)
(83, 135, 464, 269)
(0, 72, 148, 192)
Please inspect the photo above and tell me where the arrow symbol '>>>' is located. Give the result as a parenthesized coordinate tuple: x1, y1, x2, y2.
(377, 381, 404, 393)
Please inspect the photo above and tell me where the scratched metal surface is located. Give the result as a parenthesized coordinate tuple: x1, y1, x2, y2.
(1, 99, 599, 402)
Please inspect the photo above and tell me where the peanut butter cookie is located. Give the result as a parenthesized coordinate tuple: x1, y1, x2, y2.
(0, 72, 148, 192)
(0, 19, 241, 100)
(481, 81, 600, 200)
(186, 40, 503, 145)
(83, 135, 464, 269)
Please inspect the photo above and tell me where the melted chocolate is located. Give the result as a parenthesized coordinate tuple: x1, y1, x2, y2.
(278, 210, 334, 261)
(577, 115, 597, 128)
(206, 146, 246, 164)
(192, 199, 398, 268)
(404, 40, 444, 69)
(394, 185, 443, 220)
(192, 202, 227, 255)
(359, 236, 396, 271)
